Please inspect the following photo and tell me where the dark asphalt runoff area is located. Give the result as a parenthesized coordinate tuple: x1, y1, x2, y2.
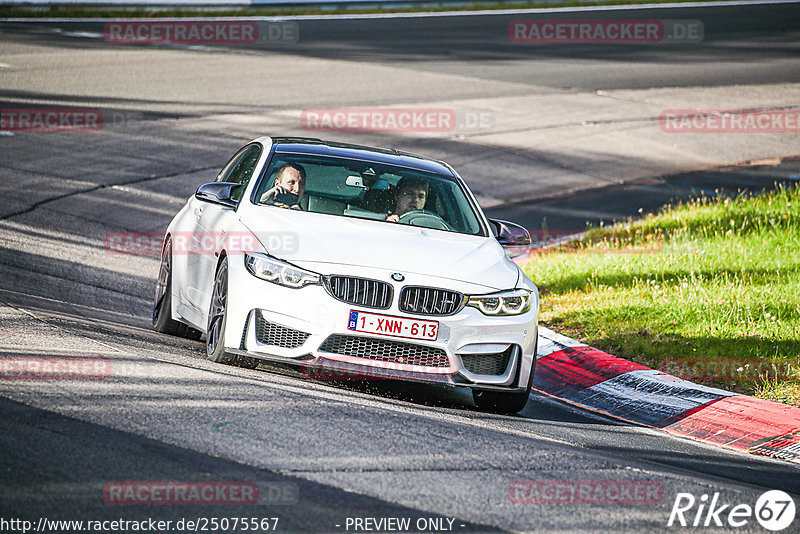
(2, 2, 800, 532)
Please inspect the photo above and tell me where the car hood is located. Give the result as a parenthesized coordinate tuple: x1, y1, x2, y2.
(239, 207, 519, 291)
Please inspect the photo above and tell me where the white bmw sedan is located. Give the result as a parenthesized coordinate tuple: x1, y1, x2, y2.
(154, 137, 539, 413)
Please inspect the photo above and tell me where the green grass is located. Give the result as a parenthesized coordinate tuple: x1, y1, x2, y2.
(523, 185, 800, 406)
(0, 0, 732, 19)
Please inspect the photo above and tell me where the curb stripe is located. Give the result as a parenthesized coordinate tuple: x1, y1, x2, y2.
(535, 347, 649, 398)
(537, 326, 587, 355)
(533, 327, 800, 463)
(662, 395, 800, 450)
(570, 370, 734, 427)
(750, 431, 800, 464)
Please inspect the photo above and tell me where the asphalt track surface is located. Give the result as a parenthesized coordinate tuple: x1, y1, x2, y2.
(2, 2, 800, 532)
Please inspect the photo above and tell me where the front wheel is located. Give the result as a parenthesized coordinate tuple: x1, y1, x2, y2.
(472, 388, 531, 414)
(234, 355, 261, 369)
(473, 353, 536, 414)
(206, 257, 235, 365)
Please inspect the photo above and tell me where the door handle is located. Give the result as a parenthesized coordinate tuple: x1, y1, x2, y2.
(194, 206, 204, 218)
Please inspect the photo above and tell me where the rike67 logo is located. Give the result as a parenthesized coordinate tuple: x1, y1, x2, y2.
(668, 490, 796, 531)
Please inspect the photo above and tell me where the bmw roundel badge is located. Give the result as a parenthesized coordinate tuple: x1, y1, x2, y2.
(391, 273, 405, 282)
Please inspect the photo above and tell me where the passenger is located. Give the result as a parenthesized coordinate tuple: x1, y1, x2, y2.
(259, 164, 306, 209)
(386, 177, 428, 222)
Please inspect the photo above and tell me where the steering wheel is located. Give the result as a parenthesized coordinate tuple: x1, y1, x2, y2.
(398, 210, 454, 231)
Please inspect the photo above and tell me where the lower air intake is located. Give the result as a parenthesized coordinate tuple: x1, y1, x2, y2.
(318, 334, 450, 368)
(460, 346, 515, 375)
(254, 311, 310, 349)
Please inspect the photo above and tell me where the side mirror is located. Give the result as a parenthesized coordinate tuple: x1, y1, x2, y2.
(195, 182, 240, 208)
(489, 219, 532, 256)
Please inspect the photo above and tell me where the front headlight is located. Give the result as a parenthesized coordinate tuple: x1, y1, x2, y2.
(466, 289, 532, 316)
(244, 253, 320, 289)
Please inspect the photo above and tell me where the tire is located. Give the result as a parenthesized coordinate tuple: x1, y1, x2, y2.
(206, 257, 236, 365)
(153, 237, 185, 336)
(184, 326, 203, 341)
(473, 350, 536, 414)
(472, 388, 530, 414)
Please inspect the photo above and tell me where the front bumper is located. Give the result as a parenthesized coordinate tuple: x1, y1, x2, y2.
(224, 257, 538, 390)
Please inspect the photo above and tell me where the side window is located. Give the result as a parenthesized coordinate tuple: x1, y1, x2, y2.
(216, 147, 248, 182)
(217, 144, 263, 202)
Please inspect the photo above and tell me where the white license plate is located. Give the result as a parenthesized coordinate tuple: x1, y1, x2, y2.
(347, 310, 439, 341)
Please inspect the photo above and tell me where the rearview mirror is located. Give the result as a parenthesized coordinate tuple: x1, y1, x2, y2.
(345, 175, 366, 188)
(195, 182, 240, 208)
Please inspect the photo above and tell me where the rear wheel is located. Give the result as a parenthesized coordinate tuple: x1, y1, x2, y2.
(153, 237, 203, 340)
(153, 238, 185, 336)
(234, 355, 261, 369)
(206, 257, 236, 365)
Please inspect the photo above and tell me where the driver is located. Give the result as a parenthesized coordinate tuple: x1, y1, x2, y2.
(386, 177, 428, 222)
(259, 164, 306, 209)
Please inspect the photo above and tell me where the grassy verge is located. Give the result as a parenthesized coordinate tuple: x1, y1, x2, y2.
(522, 185, 800, 406)
(0, 0, 731, 19)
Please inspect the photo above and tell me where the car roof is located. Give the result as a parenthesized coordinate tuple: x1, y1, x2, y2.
(267, 137, 456, 177)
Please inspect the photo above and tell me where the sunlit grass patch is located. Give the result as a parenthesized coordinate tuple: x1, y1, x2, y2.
(524, 185, 800, 405)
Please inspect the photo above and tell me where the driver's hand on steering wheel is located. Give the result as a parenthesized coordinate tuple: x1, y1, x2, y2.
(386, 214, 400, 223)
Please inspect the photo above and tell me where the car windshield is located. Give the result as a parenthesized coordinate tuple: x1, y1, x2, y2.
(253, 153, 485, 236)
